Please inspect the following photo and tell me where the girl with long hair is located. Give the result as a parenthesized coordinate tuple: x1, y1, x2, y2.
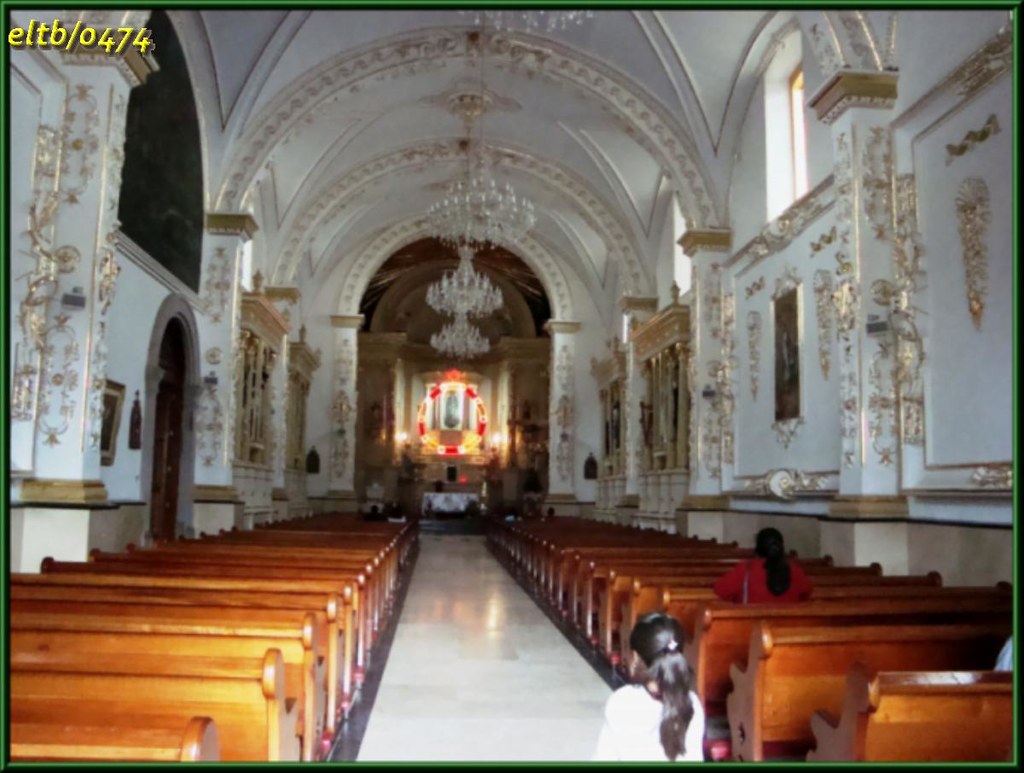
(592, 612, 705, 761)
(712, 527, 812, 603)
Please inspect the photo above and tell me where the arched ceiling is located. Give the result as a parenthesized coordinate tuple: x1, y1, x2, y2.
(172, 9, 894, 319)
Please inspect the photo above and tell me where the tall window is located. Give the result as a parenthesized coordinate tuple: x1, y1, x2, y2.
(789, 67, 809, 200)
(672, 198, 692, 297)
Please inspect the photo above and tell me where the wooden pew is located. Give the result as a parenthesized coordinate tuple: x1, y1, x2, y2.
(9, 580, 355, 720)
(685, 596, 1013, 719)
(10, 608, 323, 761)
(727, 622, 1009, 761)
(41, 555, 371, 693)
(10, 650, 289, 761)
(807, 663, 1013, 762)
(10, 716, 220, 762)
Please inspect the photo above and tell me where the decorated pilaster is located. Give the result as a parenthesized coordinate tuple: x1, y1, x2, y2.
(328, 315, 362, 509)
(679, 230, 733, 505)
(620, 296, 658, 507)
(13, 27, 155, 507)
(193, 213, 256, 503)
(809, 72, 906, 517)
(544, 321, 579, 509)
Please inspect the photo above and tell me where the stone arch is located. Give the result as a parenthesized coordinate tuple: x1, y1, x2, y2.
(335, 218, 575, 321)
(272, 140, 649, 294)
(140, 294, 202, 538)
(215, 27, 722, 229)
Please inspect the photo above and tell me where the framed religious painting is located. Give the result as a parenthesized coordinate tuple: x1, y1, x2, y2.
(100, 379, 127, 466)
(772, 273, 802, 423)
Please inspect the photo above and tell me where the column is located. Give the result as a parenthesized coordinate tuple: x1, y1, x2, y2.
(193, 214, 256, 524)
(679, 230, 734, 526)
(10, 23, 155, 572)
(328, 315, 362, 511)
(620, 296, 658, 509)
(808, 71, 911, 572)
(544, 320, 580, 513)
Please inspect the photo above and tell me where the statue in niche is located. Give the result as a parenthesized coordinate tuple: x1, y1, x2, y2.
(611, 399, 621, 449)
(128, 390, 142, 450)
(305, 446, 320, 474)
(639, 400, 654, 449)
(521, 399, 533, 421)
(583, 452, 598, 480)
(443, 391, 461, 429)
(671, 376, 680, 441)
(367, 401, 383, 438)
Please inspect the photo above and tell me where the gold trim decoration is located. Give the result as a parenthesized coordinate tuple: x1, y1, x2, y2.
(813, 270, 834, 380)
(205, 212, 258, 239)
(970, 465, 1012, 490)
(829, 495, 909, 517)
(954, 177, 991, 331)
(730, 176, 835, 274)
(202, 246, 233, 324)
(632, 304, 690, 364)
(862, 127, 892, 240)
(265, 286, 301, 304)
(331, 338, 356, 481)
(196, 377, 225, 468)
(683, 494, 730, 510)
(554, 344, 575, 482)
(678, 229, 732, 257)
(866, 340, 897, 467)
(20, 478, 108, 504)
(809, 71, 898, 125)
(330, 315, 364, 329)
(734, 468, 834, 500)
(544, 320, 582, 334)
(744, 277, 764, 298)
(771, 417, 804, 450)
(810, 226, 837, 253)
(241, 291, 290, 348)
(99, 377, 125, 466)
(746, 311, 761, 401)
(945, 115, 1000, 166)
(807, 20, 843, 76)
(951, 26, 1012, 98)
(832, 130, 859, 468)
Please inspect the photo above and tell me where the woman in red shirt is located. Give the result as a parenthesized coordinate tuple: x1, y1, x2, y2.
(713, 527, 812, 603)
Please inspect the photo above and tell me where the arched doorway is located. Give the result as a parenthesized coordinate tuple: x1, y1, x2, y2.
(149, 318, 187, 540)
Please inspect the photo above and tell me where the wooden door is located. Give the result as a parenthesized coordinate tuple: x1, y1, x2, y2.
(149, 321, 186, 541)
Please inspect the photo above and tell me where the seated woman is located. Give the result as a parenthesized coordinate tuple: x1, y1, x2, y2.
(712, 527, 812, 603)
(592, 612, 705, 762)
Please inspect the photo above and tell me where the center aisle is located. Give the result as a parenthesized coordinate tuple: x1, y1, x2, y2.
(356, 533, 612, 762)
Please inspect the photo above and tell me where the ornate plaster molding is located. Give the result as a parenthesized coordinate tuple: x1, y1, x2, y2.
(955, 177, 991, 331)
(809, 70, 898, 125)
(745, 311, 761, 401)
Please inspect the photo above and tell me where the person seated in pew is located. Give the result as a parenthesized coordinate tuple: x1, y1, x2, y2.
(994, 636, 1012, 671)
(712, 527, 812, 604)
(592, 612, 706, 762)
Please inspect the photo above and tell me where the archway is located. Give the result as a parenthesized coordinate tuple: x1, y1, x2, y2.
(148, 318, 188, 540)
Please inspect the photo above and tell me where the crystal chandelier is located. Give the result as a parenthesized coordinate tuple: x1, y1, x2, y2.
(427, 244, 503, 318)
(430, 312, 491, 359)
(427, 16, 536, 250)
(460, 9, 595, 33)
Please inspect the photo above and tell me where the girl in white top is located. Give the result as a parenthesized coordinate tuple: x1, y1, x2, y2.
(592, 612, 706, 762)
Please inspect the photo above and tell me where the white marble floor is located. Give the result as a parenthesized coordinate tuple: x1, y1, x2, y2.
(356, 534, 612, 762)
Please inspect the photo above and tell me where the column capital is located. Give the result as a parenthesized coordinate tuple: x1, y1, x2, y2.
(330, 314, 364, 329)
(265, 286, 300, 304)
(679, 229, 732, 257)
(544, 320, 580, 335)
(20, 478, 109, 504)
(205, 212, 258, 239)
(809, 70, 898, 125)
(617, 296, 658, 315)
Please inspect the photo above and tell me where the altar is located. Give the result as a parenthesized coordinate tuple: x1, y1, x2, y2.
(421, 492, 479, 515)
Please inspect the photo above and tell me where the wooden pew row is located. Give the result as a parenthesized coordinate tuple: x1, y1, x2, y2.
(43, 554, 368, 694)
(18, 572, 337, 759)
(586, 559, 879, 657)
(10, 649, 289, 761)
(684, 595, 1014, 720)
(807, 664, 1013, 762)
(9, 580, 355, 721)
(10, 716, 220, 763)
(727, 622, 1009, 761)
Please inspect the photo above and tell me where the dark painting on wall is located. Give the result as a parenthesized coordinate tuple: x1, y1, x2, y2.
(117, 10, 204, 291)
(774, 287, 801, 422)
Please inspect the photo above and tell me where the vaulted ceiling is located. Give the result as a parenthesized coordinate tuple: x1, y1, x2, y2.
(168, 9, 893, 317)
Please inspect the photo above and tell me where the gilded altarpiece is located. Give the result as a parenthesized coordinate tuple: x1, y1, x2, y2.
(631, 295, 691, 521)
(590, 339, 627, 512)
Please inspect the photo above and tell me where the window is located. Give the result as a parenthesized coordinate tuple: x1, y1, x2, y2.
(622, 313, 630, 343)
(789, 67, 809, 200)
(672, 198, 692, 297)
(239, 239, 254, 291)
(764, 31, 806, 221)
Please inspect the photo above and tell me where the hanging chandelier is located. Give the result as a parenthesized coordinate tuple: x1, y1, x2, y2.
(460, 9, 595, 33)
(430, 312, 491, 359)
(427, 244, 503, 318)
(427, 15, 536, 250)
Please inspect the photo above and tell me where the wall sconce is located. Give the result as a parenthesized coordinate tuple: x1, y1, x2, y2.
(203, 371, 218, 386)
(60, 286, 87, 310)
(397, 431, 408, 443)
(701, 385, 717, 400)
(491, 432, 503, 446)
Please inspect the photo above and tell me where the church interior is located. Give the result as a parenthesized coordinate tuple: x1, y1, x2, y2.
(5, 8, 1015, 763)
